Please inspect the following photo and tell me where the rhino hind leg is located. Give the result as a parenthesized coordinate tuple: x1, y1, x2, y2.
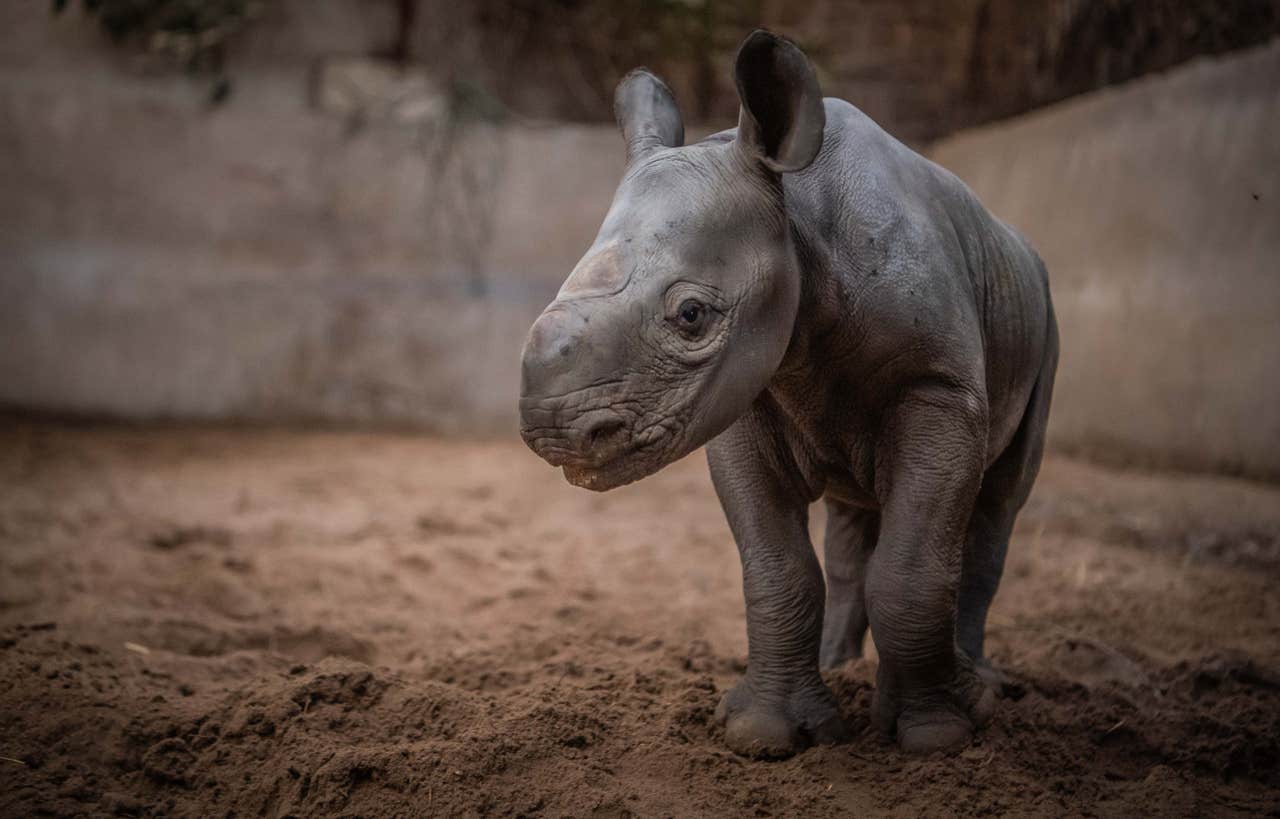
(957, 338, 1057, 691)
(956, 502, 1017, 695)
(819, 500, 878, 670)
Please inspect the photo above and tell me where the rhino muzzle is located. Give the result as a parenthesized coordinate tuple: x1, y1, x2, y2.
(518, 303, 647, 487)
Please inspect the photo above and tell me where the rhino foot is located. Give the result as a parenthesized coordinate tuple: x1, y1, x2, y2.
(714, 676, 849, 759)
(872, 659, 995, 754)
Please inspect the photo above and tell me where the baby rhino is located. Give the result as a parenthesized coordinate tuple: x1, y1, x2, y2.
(519, 30, 1057, 759)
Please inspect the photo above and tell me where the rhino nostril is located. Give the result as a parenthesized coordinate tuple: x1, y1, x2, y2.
(586, 417, 627, 450)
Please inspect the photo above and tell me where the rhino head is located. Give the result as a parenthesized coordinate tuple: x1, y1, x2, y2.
(518, 30, 826, 491)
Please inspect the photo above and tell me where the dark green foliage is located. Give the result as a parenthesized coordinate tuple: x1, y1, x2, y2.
(52, 0, 268, 104)
(52, 0, 266, 75)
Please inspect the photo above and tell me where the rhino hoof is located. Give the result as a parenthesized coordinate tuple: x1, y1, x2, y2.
(874, 666, 996, 755)
(896, 711, 975, 754)
(715, 678, 849, 759)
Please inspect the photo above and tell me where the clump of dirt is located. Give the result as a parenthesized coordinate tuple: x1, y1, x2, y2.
(1, 422, 1278, 816)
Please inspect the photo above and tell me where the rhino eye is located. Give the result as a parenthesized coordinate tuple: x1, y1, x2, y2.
(675, 299, 707, 334)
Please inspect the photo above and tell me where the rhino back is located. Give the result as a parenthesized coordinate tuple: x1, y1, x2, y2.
(782, 98, 1053, 463)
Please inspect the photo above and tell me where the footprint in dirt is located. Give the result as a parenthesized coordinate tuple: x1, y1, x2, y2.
(146, 524, 232, 551)
(1039, 637, 1150, 689)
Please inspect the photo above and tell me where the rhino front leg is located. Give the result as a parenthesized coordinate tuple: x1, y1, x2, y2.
(820, 499, 878, 670)
(707, 413, 850, 759)
(867, 387, 995, 754)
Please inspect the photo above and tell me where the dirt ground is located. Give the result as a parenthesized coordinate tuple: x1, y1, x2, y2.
(1, 420, 1278, 818)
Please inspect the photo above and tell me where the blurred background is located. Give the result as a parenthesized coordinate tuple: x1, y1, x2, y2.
(1, 0, 1277, 477)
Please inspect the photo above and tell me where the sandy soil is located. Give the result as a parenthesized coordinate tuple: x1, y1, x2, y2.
(1, 420, 1278, 818)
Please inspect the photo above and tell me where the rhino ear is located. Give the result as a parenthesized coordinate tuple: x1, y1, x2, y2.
(733, 29, 825, 173)
(614, 69, 684, 164)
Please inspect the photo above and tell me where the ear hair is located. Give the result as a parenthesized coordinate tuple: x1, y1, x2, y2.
(734, 29, 825, 174)
(614, 68, 685, 164)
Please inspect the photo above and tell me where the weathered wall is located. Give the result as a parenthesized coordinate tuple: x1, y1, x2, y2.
(0, 5, 618, 432)
(931, 41, 1280, 479)
(2, 6, 1278, 477)
(408, 0, 1280, 143)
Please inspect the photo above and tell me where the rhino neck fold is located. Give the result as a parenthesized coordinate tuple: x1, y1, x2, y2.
(771, 213, 839, 390)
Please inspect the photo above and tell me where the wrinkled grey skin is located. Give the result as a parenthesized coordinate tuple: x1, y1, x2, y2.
(519, 30, 1058, 759)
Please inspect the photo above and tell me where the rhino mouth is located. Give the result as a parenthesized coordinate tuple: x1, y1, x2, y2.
(519, 391, 682, 492)
(561, 449, 645, 491)
(557, 426, 676, 492)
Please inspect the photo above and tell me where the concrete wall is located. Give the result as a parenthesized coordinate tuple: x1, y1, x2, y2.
(2, 6, 1277, 478)
(0, 6, 619, 433)
(931, 40, 1280, 479)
